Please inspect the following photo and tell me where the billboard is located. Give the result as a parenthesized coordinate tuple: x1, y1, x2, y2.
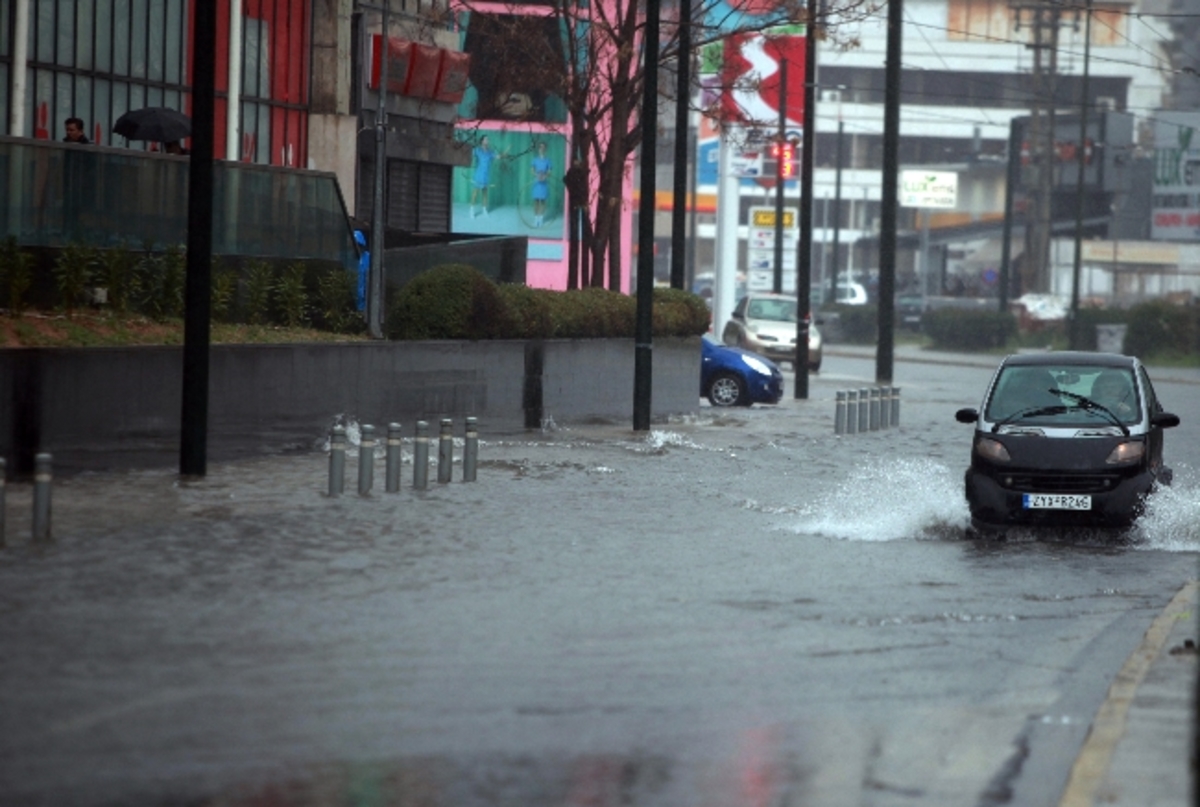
(1152, 111, 1200, 241)
(452, 129, 567, 239)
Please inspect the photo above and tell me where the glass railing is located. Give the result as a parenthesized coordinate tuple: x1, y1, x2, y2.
(0, 136, 358, 270)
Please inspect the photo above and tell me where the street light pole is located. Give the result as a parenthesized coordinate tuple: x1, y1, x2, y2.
(1068, 0, 1092, 350)
(774, 58, 787, 294)
(367, 3, 391, 340)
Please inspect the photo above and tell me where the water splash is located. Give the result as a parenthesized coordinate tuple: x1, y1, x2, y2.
(792, 458, 971, 541)
(1129, 464, 1200, 551)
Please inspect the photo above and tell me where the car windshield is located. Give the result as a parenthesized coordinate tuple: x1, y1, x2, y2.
(984, 364, 1141, 427)
(747, 299, 797, 322)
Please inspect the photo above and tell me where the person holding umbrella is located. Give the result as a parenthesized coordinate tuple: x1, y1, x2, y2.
(112, 107, 192, 152)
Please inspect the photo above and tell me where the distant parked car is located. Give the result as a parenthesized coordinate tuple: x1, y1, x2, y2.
(954, 351, 1180, 535)
(896, 294, 927, 330)
(722, 292, 822, 372)
(811, 281, 869, 307)
(701, 334, 784, 407)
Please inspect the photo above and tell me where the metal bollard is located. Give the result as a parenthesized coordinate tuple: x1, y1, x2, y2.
(834, 391, 847, 435)
(846, 390, 859, 435)
(891, 386, 901, 427)
(358, 424, 375, 495)
(437, 418, 454, 484)
(32, 453, 51, 542)
(858, 388, 870, 433)
(869, 387, 881, 431)
(328, 426, 346, 496)
(386, 422, 402, 493)
(413, 421, 430, 490)
(880, 386, 892, 429)
(0, 457, 5, 548)
(463, 417, 478, 482)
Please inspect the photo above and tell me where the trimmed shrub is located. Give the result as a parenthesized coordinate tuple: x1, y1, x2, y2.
(497, 282, 555, 339)
(549, 287, 636, 338)
(244, 260, 275, 325)
(0, 237, 34, 316)
(832, 303, 877, 344)
(316, 268, 362, 334)
(275, 262, 309, 328)
(924, 307, 1017, 350)
(100, 245, 139, 315)
(652, 287, 711, 337)
(1124, 299, 1198, 358)
(387, 263, 507, 340)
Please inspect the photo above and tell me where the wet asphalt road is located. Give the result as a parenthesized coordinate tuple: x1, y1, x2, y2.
(1, 349, 1198, 806)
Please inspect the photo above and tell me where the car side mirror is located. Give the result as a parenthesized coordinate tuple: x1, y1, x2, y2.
(732, 311, 745, 321)
(955, 408, 979, 424)
(1152, 411, 1181, 429)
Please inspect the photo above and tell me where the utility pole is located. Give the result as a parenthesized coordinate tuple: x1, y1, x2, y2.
(669, 0, 691, 290)
(1012, 0, 1065, 295)
(367, 2, 392, 339)
(1069, 0, 1093, 349)
(794, 3, 816, 399)
(774, 58, 788, 295)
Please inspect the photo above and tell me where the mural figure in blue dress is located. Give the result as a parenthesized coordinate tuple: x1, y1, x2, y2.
(530, 141, 553, 227)
(470, 135, 497, 217)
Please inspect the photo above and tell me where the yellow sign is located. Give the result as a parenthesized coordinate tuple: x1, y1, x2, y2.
(751, 209, 796, 228)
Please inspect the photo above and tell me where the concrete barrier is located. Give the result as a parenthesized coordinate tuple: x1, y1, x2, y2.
(1, 338, 701, 476)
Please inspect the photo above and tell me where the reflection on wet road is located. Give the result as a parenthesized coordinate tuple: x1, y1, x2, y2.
(1, 353, 1197, 806)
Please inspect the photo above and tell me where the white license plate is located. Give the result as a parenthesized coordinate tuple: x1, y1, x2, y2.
(1023, 493, 1092, 511)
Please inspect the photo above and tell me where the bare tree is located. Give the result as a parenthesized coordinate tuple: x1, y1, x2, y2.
(453, 0, 876, 289)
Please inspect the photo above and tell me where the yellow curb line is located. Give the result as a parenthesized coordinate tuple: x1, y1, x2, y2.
(1058, 579, 1199, 807)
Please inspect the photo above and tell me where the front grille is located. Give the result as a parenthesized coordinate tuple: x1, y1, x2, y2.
(1007, 473, 1122, 493)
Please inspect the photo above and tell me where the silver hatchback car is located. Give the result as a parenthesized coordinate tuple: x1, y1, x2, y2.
(721, 292, 822, 372)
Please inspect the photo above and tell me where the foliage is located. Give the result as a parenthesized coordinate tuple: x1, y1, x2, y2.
(497, 282, 556, 339)
(317, 268, 363, 334)
(211, 262, 238, 323)
(652, 286, 712, 336)
(548, 287, 636, 338)
(52, 243, 97, 316)
(1124, 300, 1199, 359)
(387, 264, 508, 340)
(275, 262, 310, 328)
(923, 307, 1017, 350)
(161, 244, 186, 319)
(0, 236, 33, 316)
(133, 243, 186, 321)
(244, 260, 275, 325)
(830, 304, 877, 344)
(100, 244, 139, 314)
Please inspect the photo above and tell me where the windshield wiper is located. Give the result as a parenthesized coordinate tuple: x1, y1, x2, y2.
(1052, 389, 1130, 435)
(991, 403, 1069, 433)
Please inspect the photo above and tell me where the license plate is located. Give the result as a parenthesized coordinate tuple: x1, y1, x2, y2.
(1023, 493, 1092, 510)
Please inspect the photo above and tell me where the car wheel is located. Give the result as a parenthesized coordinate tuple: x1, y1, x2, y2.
(707, 372, 747, 407)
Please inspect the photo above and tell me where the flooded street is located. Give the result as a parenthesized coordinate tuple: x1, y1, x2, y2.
(2, 351, 1198, 806)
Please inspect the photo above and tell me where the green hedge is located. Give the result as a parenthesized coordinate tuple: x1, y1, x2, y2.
(386, 265, 711, 341)
(924, 307, 1018, 350)
(1124, 300, 1199, 358)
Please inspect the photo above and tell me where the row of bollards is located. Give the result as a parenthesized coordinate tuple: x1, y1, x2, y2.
(0, 454, 54, 546)
(329, 417, 478, 497)
(834, 387, 901, 435)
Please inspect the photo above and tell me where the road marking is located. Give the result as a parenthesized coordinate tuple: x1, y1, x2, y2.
(1058, 579, 1199, 807)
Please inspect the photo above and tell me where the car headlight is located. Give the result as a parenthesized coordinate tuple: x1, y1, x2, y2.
(741, 355, 773, 376)
(975, 437, 1011, 462)
(1105, 441, 1145, 464)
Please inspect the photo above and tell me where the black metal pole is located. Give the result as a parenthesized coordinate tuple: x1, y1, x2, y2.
(774, 58, 787, 295)
(794, 7, 816, 399)
(829, 117, 843, 306)
(1069, 0, 1092, 350)
(670, 0, 690, 290)
(367, 5, 390, 339)
(634, 0, 660, 431)
(180, 0, 217, 477)
(876, 0, 902, 385)
(999, 116, 1019, 313)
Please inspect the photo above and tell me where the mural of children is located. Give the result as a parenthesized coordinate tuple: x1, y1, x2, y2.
(530, 140, 553, 227)
(470, 135, 497, 217)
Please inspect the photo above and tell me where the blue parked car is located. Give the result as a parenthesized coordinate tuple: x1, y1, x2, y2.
(701, 333, 784, 407)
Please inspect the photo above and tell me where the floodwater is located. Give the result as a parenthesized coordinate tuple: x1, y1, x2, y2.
(1, 352, 1198, 806)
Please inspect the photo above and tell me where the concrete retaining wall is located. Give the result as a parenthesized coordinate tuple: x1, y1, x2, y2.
(1, 338, 700, 475)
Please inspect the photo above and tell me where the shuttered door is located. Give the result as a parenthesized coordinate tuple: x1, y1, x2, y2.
(418, 163, 451, 232)
(386, 160, 419, 232)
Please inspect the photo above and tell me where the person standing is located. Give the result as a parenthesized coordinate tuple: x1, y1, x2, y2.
(530, 141, 553, 228)
(63, 117, 90, 144)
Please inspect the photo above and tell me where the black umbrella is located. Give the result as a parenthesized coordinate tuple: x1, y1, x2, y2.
(112, 107, 192, 143)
